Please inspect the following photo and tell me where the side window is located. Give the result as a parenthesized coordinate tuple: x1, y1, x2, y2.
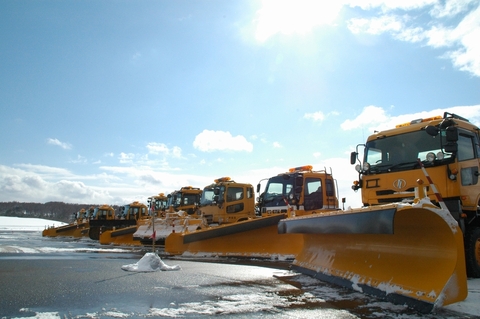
(306, 178, 321, 195)
(457, 134, 475, 161)
(304, 178, 323, 210)
(326, 179, 334, 197)
(227, 187, 243, 202)
(246, 187, 253, 199)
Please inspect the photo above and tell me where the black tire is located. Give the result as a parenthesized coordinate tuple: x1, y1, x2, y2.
(465, 227, 480, 278)
(89, 226, 100, 240)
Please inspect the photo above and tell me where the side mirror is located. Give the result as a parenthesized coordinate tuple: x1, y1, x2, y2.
(444, 143, 458, 153)
(425, 125, 440, 137)
(350, 152, 357, 165)
(256, 183, 261, 193)
(295, 176, 303, 187)
(446, 126, 458, 142)
(294, 186, 303, 194)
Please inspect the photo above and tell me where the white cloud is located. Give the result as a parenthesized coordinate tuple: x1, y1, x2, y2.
(14, 164, 74, 179)
(253, 1, 344, 42)
(341, 104, 480, 133)
(0, 164, 118, 203)
(348, 15, 403, 35)
(430, 0, 477, 18)
(304, 111, 325, 122)
(348, 0, 437, 11)
(146, 142, 183, 158)
(340, 105, 389, 131)
(273, 142, 282, 148)
(147, 142, 169, 154)
(119, 152, 135, 164)
(171, 146, 182, 158)
(346, 0, 480, 77)
(70, 155, 87, 164)
(193, 130, 253, 152)
(47, 138, 72, 150)
(443, 6, 480, 76)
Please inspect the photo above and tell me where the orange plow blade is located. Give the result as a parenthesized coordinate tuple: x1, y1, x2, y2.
(99, 226, 141, 246)
(42, 222, 89, 238)
(278, 203, 467, 313)
(165, 214, 303, 259)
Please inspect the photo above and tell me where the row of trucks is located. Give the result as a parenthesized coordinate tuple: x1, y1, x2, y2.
(42, 112, 480, 313)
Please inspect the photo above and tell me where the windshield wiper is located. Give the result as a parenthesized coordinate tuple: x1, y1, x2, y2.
(369, 161, 419, 173)
(385, 161, 419, 171)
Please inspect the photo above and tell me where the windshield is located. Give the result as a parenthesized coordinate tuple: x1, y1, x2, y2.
(200, 187, 215, 206)
(168, 192, 199, 208)
(365, 130, 453, 173)
(262, 175, 294, 206)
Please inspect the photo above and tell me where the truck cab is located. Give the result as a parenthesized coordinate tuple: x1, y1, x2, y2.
(257, 165, 339, 217)
(148, 193, 168, 217)
(198, 177, 256, 224)
(166, 186, 202, 215)
(351, 112, 480, 277)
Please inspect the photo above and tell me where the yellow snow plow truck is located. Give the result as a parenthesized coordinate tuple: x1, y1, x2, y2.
(88, 204, 131, 240)
(165, 168, 340, 258)
(98, 201, 150, 245)
(42, 208, 89, 238)
(149, 193, 169, 217)
(133, 186, 203, 245)
(279, 112, 479, 312)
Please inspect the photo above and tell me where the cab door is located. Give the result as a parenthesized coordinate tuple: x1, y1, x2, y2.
(456, 131, 480, 210)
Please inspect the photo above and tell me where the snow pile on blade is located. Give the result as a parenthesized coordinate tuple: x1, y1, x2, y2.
(121, 252, 181, 272)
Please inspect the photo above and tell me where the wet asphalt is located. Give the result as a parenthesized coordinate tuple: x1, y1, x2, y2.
(0, 256, 289, 318)
(0, 231, 476, 319)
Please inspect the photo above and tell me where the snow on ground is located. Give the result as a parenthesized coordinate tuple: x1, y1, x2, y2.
(2, 216, 480, 317)
(0, 216, 66, 231)
(444, 278, 480, 316)
(121, 252, 181, 272)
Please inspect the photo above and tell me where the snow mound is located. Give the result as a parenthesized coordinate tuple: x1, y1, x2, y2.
(121, 252, 181, 272)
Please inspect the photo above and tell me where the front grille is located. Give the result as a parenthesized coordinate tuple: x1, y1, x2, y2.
(376, 187, 416, 196)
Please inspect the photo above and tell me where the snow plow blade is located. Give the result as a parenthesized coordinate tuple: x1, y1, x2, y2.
(133, 212, 205, 246)
(278, 203, 468, 313)
(165, 214, 303, 259)
(42, 222, 89, 238)
(99, 225, 141, 246)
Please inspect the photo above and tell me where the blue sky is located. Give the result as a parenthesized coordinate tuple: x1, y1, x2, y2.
(1, 0, 479, 208)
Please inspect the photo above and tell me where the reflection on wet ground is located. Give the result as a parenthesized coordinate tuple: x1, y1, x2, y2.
(0, 231, 477, 319)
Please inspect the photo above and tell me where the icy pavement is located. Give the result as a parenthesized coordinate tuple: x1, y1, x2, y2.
(1, 216, 479, 319)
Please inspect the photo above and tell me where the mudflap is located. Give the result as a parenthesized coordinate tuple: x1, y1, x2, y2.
(165, 214, 303, 259)
(278, 204, 468, 313)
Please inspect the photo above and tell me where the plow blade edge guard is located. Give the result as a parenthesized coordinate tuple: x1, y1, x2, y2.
(278, 204, 468, 313)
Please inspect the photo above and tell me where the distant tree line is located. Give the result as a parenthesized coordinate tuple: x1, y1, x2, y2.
(0, 201, 121, 223)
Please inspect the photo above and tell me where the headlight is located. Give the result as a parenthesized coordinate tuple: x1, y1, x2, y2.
(355, 164, 361, 172)
(436, 152, 444, 160)
(426, 152, 436, 162)
(363, 162, 370, 171)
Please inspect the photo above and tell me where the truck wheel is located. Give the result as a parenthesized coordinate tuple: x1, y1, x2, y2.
(89, 227, 100, 240)
(465, 227, 480, 278)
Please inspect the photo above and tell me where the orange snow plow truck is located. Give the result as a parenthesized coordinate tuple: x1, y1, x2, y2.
(279, 112, 479, 312)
